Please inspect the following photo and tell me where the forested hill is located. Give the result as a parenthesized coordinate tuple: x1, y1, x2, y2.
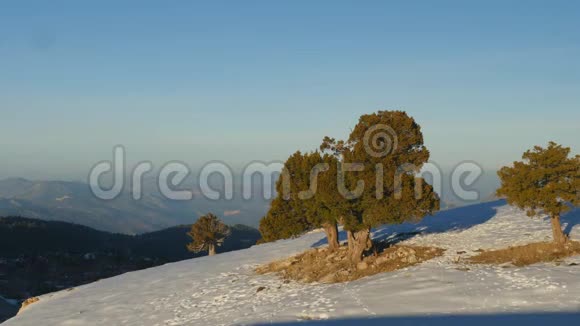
(0, 216, 260, 320)
(0, 216, 260, 259)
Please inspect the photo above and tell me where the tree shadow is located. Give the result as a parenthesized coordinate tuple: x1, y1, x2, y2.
(311, 200, 505, 249)
(562, 206, 580, 237)
(251, 312, 580, 326)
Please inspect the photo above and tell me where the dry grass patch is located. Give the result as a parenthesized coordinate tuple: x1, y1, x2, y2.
(256, 244, 445, 283)
(468, 241, 580, 267)
(17, 297, 39, 315)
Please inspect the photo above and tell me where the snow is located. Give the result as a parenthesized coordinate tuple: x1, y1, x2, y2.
(5, 200, 580, 326)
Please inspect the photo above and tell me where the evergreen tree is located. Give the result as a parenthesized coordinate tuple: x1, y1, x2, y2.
(285, 151, 342, 250)
(259, 111, 440, 259)
(258, 151, 343, 250)
(497, 142, 579, 244)
(187, 213, 231, 256)
(258, 197, 311, 242)
(322, 110, 440, 262)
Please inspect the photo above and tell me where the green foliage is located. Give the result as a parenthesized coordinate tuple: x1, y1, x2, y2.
(497, 141, 579, 218)
(187, 213, 231, 254)
(259, 110, 440, 248)
(259, 149, 354, 243)
(284, 152, 343, 226)
(258, 197, 311, 242)
(323, 110, 440, 231)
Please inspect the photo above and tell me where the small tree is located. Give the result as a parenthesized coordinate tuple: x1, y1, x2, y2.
(497, 142, 579, 244)
(187, 213, 231, 256)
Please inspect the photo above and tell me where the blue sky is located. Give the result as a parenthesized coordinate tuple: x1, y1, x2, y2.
(1, 0, 579, 180)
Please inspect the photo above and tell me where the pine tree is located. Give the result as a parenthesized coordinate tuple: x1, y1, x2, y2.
(281, 151, 343, 250)
(187, 213, 231, 256)
(259, 111, 440, 258)
(258, 151, 344, 249)
(258, 197, 312, 242)
(497, 142, 579, 244)
(322, 110, 440, 262)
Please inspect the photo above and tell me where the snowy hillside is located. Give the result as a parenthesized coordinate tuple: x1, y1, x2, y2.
(5, 200, 580, 326)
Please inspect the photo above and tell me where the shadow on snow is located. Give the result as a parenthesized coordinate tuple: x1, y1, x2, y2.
(252, 312, 580, 326)
(562, 206, 580, 237)
(312, 200, 505, 249)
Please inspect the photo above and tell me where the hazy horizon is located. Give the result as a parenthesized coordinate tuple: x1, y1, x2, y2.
(1, 1, 579, 180)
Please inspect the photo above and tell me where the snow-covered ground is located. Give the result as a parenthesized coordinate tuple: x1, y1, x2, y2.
(5, 200, 580, 325)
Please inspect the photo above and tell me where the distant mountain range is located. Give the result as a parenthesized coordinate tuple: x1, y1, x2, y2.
(0, 178, 270, 234)
(0, 174, 499, 235)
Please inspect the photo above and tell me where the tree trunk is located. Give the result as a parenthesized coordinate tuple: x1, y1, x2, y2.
(208, 244, 217, 256)
(349, 228, 371, 263)
(366, 236, 374, 250)
(551, 215, 568, 245)
(347, 230, 355, 252)
(323, 222, 340, 251)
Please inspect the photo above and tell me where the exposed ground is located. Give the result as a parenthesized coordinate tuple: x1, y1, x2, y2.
(468, 241, 580, 267)
(257, 245, 445, 283)
(16, 297, 39, 315)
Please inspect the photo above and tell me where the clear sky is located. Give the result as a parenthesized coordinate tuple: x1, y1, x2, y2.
(1, 0, 579, 180)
